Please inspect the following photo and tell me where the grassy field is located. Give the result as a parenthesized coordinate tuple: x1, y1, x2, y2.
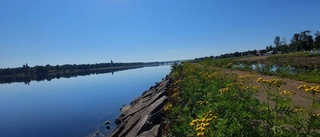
(208, 53, 320, 84)
(162, 60, 320, 137)
(261, 52, 320, 67)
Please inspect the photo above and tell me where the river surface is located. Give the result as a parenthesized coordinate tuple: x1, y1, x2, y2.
(0, 66, 170, 137)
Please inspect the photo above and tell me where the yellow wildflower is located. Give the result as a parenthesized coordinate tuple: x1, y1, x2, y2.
(239, 75, 254, 79)
(227, 83, 233, 87)
(258, 78, 286, 87)
(252, 85, 261, 90)
(197, 132, 205, 137)
(196, 127, 202, 132)
(171, 93, 178, 98)
(173, 79, 181, 85)
(191, 111, 218, 136)
(163, 103, 172, 111)
(311, 113, 320, 117)
(257, 78, 263, 82)
(226, 62, 233, 68)
(189, 122, 195, 127)
(218, 87, 229, 94)
(201, 118, 206, 122)
(280, 90, 295, 95)
(297, 84, 320, 93)
(294, 108, 305, 112)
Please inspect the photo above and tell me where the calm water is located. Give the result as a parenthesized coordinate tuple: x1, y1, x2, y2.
(0, 66, 170, 137)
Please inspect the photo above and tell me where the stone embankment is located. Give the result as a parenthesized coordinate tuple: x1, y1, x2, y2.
(111, 75, 171, 137)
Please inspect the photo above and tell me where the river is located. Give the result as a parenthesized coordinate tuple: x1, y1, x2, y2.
(0, 66, 171, 137)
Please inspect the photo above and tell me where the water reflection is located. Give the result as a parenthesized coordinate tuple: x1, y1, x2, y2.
(0, 66, 157, 85)
(0, 66, 171, 137)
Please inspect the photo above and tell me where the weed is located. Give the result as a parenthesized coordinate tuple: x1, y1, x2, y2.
(163, 62, 320, 136)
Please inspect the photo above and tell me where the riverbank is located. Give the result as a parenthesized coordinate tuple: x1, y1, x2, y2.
(110, 75, 172, 137)
(109, 54, 320, 136)
(162, 61, 320, 136)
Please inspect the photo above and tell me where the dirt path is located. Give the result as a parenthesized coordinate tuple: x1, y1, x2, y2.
(237, 56, 268, 62)
(219, 68, 320, 111)
(237, 54, 320, 66)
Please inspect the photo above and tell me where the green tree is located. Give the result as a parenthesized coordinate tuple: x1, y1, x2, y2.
(269, 45, 273, 52)
(314, 31, 320, 49)
(274, 36, 283, 53)
(274, 36, 281, 47)
(299, 30, 313, 50)
(279, 45, 288, 54)
(306, 35, 314, 50)
(290, 33, 301, 52)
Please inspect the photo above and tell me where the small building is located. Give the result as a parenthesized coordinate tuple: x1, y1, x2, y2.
(256, 50, 267, 56)
(265, 51, 273, 56)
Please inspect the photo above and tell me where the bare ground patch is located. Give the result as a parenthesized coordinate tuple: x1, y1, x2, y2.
(237, 56, 268, 62)
(219, 68, 320, 112)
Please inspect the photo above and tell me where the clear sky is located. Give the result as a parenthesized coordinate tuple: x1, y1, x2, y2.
(1, 0, 319, 68)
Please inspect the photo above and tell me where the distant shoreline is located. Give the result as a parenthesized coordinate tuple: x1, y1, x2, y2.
(0, 63, 165, 84)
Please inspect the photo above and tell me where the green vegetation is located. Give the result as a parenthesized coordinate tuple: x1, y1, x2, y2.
(194, 52, 320, 84)
(231, 52, 320, 84)
(162, 62, 320, 137)
(195, 30, 320, 60)
(0, 62, 160, 75)
(162, 29, 320, 136)
(265, 52, 320, 66)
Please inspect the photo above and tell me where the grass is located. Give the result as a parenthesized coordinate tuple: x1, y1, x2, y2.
(231, 61, 320, 84)
(199, 53, 320, 84)
(261, 52, 320, 67)
(162, 62, 320, 137)
(268, 51, 320, 59)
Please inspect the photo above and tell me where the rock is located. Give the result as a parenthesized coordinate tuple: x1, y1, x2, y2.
(149, 86, 154, 90)
(115, 118, 122, 125)
(111, 123, 126, 136)
(138, 124, 160, 137)
(126, 96, 167, 136)
(120, 105, 131, 113)
(110, 77, 170, 137)
(105, 121, 110, 125)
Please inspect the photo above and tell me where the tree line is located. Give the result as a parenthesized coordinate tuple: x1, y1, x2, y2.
(0, 61, 160, 76)
(269, 30, 320, 54)
(0, 61, 165, 84)
(0, 65, 144, 85)
(195, 30, 320, 60)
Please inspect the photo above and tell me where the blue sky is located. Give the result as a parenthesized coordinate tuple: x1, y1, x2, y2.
(1, 0, 319, 68)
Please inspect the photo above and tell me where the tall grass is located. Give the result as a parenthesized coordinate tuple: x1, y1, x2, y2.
(162, 62, 320, 137)
(232, 62, 320, 84)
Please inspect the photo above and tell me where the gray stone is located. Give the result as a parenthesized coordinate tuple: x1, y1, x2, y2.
(111, 77, 170, 137)
(120, 105, 131, 113)
(126, 96, 167, 136)
(137, 124, 160, 137)
(105, 121, 110, 125)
